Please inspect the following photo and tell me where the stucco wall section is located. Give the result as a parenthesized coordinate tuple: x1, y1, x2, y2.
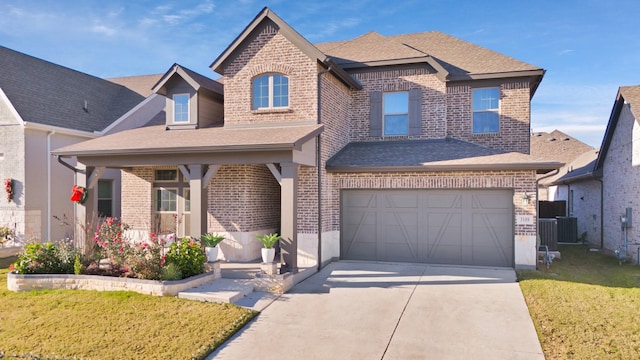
(0, 123, 25, 242)
(602, 104, 640, 263)
(222, 20, 317, 125)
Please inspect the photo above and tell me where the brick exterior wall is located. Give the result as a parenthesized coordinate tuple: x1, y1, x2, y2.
(568, 180, 602, 246)
(446, 80, 531, 154)
(350, 67, 447, 142)
(208, 164, 280, 232)
(602, 104, 640, 263)
(222, 20, 317, 126)
(121, 168, 153, 230)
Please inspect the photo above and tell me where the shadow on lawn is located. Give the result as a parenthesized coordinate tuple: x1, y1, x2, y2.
(517, 244, 640, 288)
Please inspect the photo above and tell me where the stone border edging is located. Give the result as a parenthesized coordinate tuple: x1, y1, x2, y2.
(7, 262, 221, 296)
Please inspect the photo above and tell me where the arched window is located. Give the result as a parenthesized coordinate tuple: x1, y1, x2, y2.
(252, 74, 289, 109)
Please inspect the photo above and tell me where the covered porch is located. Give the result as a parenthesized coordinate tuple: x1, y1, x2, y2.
(52, 124, 323, 273)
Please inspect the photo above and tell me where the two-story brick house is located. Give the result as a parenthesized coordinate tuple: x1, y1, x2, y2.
(53, 7, 560, 271)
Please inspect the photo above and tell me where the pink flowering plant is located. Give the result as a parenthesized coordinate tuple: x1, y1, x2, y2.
(128, 232, 166, 280)
(94, 217, 132, 267)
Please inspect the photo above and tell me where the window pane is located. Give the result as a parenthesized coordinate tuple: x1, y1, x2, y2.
(155, 169, 177, 181)
(98, 180, 112, 198)
(173, 94, 189, 122)
(384, 92, 408, 114)
(384, 114, 409, 135)
(473, 111, 499, 133)
(472, 88, 499, 111)
(273, 75, 289, 107)
(98, 200, 112, 217)
(155, 189, 177, 212)
(184, 189, 191, 212)
(252, 76, 269, 109)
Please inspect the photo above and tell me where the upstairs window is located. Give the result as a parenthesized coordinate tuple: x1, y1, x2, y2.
(252, 74, 289, 110)
(173, 94, 190, 123)
(383, 92, 409, 136)
(472, 88, 499, 133)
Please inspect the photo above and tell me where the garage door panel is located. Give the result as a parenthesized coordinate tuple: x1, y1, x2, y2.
(342, 189, 513, 267)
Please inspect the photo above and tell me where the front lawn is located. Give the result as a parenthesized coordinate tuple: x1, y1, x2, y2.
(0, 255, 257, 359)
(518, 245, 640, 359)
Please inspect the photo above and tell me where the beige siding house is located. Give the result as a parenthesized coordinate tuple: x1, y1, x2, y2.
(54, 8, 560, 270)
(0, 46, 162, 245)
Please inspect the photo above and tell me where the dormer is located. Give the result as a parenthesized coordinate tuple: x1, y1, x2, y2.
(152, 64, 224, 130)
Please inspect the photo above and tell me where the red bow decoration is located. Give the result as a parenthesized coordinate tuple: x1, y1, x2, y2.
(71, 185, 88, 204)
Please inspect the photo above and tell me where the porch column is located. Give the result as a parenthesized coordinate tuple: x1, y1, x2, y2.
(74, 163, 96, 253)
(280, 162, 299, 273)
(188, 164, 208, 239)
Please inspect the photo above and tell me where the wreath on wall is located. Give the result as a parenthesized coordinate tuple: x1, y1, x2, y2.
(70, 184, 88, 204)
(4, 178, 13, 202)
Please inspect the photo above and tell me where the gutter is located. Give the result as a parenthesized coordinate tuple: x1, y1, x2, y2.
(596, 177, 604, 249)
(46, 130, 55, 241)
(326, 162, 562, 173)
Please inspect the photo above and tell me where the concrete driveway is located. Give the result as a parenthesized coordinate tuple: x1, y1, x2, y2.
(209, 261, 544, 360)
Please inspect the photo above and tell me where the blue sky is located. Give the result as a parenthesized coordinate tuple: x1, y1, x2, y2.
(1, 0, 638, 147)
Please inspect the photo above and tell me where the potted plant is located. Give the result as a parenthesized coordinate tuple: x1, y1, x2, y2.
(200, 233, 225, 262)
(256, 233, 279, 263)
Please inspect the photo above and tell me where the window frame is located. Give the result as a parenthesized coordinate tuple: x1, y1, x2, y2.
(383, 91, 409, 136)
(173, 93, 190, 123)
(153, 168, 190, 237)
(251, 73, 289, 110)
(97, 179, 113, 218)
(472, 87, 500, 134)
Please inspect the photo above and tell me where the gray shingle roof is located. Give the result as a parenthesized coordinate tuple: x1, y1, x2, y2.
(531, 130, 594, 167)
(326, 138, 561, 173)
(107, 74, 164, 97)
(0, 46, 145, 132)
(315, 31, 542, 78)
(550, 149, 599, 185)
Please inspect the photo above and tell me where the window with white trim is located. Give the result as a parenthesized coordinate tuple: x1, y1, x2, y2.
(472, 88, 500, 133)
(383, 92, 409, 136)
(252, 74, 289, 109)
(97, 180, 113, 218)
(173, 94, 189, 123)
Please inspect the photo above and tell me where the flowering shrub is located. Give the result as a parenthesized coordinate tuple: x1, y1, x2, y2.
(12, 243, 76, 274)
(94, 217, 132, 266)
(165, 237, 206, 279)
(128, 232, 166, 280)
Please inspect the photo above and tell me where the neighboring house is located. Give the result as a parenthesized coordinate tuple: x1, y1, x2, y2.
(0, 45, 163, 244)
(531, 130, 594, 201)
(53, 7, 560, 270)
(548, 149, 601, 245)
(592, 85, 640, 263)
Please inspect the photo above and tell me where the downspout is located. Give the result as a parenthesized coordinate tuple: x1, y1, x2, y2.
(46, 130, 55, 241)
(316, 66, 331, 271)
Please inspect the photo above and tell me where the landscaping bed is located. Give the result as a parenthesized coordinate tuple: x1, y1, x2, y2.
(0, 263, 257, 359)
(518, 244, 640, 359)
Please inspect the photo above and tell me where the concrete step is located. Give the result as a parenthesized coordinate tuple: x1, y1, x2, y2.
(178, 278, 254, 303)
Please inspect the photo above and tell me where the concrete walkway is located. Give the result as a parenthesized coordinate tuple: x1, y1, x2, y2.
(209, 261, 544, 360)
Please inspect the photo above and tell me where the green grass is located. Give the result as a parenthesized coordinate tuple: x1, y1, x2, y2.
(518, 245, 640, 359)
(0, 256, 257, 359)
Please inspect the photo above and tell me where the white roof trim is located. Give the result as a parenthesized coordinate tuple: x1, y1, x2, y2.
(23, 122, 98, 138)
(97, 94, 160, 136)
(0, 87, 25, 125)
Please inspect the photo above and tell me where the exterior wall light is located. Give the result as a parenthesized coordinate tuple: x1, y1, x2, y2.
(522, 192, 531, 206)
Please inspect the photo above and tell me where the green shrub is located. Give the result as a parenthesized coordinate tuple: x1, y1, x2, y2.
(165, 238, 206, 278)
(128, 233, 165, 280)
(161, 262, 183, 281)
(74, 254, 84, 275)
(12, 243, 74, 274)
(200, 233, 225, 247)
(256, 233, 279, 248)
(93, 217, 131, 265)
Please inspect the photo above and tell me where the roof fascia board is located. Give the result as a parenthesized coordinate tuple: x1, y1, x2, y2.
(152, 65, 201, 96)
(326, 162, 562, 173)
(551, 172, 596, 185)
(594, 89, 625, 171)
(52, 142, 300, 157)
(97, 94, 161, 135)
(210, 8, 326, 74)
(447, 69, 545, 82)
(23, 122, 98, 138)
(323, 58, 362, 90)
(0, 87, 25, 125)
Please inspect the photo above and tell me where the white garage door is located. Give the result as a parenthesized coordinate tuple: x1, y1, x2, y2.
(341, 189, 514, 267)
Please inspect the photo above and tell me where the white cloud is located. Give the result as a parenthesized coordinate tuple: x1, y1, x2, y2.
(91, 24, 117, 36)
(163, 15, 183, 25)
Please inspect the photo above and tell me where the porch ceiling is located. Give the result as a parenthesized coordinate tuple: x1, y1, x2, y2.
(51, 124, 323, 167)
